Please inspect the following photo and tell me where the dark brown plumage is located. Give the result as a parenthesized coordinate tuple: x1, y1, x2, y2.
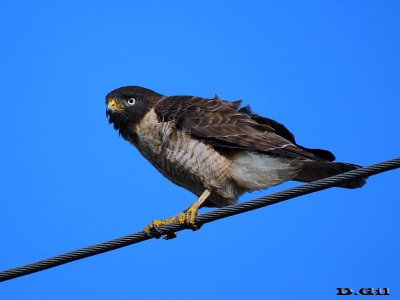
(106, 86, 366, 236)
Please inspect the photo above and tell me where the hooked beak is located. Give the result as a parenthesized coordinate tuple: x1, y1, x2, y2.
(106, 99, 123, 115)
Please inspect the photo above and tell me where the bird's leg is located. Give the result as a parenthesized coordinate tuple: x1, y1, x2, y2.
(181, 189, 212, 228)
(144, 189, 211, 239)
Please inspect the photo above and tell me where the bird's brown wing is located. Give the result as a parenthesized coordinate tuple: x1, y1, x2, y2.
(238, 104, 336, 161)
(154, 96, 322, 160)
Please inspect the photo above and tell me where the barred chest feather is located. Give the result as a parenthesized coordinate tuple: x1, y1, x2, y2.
(130, 109, 240, 207)
(129, 109, 300, 207)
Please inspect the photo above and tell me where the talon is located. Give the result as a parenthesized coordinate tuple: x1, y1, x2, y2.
(181, 206, 201, 231)
(151, 222, 163, 237)
(163, 232, 177, 240)
(143, 218, 179, 239)
(143, 222, 162, 239)
(189, 222, 203, 231)
(142, 189, 211, 238)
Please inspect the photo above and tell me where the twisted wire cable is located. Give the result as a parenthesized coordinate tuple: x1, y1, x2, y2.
(1, 157, 399, 282)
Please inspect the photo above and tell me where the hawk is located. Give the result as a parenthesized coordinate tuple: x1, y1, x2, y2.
(106, 86, 365, 238)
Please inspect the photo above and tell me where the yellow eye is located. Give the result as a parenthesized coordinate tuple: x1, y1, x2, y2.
(127, 98, 137, 106)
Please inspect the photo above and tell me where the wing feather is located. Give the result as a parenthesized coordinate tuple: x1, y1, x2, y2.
(154, 96, 325, 160)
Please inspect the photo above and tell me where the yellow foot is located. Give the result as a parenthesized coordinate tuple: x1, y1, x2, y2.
(144, 189, 211, 240)
(143, 206, 201, 240)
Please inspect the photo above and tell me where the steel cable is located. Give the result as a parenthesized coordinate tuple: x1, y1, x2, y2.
(0, 157, 399, 282)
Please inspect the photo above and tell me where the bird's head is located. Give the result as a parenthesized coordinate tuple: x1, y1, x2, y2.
(106, 86, 163, 135)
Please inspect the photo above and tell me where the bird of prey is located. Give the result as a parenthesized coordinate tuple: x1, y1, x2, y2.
(106, 86, 365, 238)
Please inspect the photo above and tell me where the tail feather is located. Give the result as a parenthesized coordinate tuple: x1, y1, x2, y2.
(294, 161, 366, 189)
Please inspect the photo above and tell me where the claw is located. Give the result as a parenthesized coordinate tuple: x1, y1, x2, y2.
(143, 210, 197, 239)
(144, 222, 162, 239)
(143, 189, 211, 239)
(181, 206, 201, 231)
(163, 232, 177, 240)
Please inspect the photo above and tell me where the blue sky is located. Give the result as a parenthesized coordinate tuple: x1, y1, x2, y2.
(1, 1, 399, 299)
